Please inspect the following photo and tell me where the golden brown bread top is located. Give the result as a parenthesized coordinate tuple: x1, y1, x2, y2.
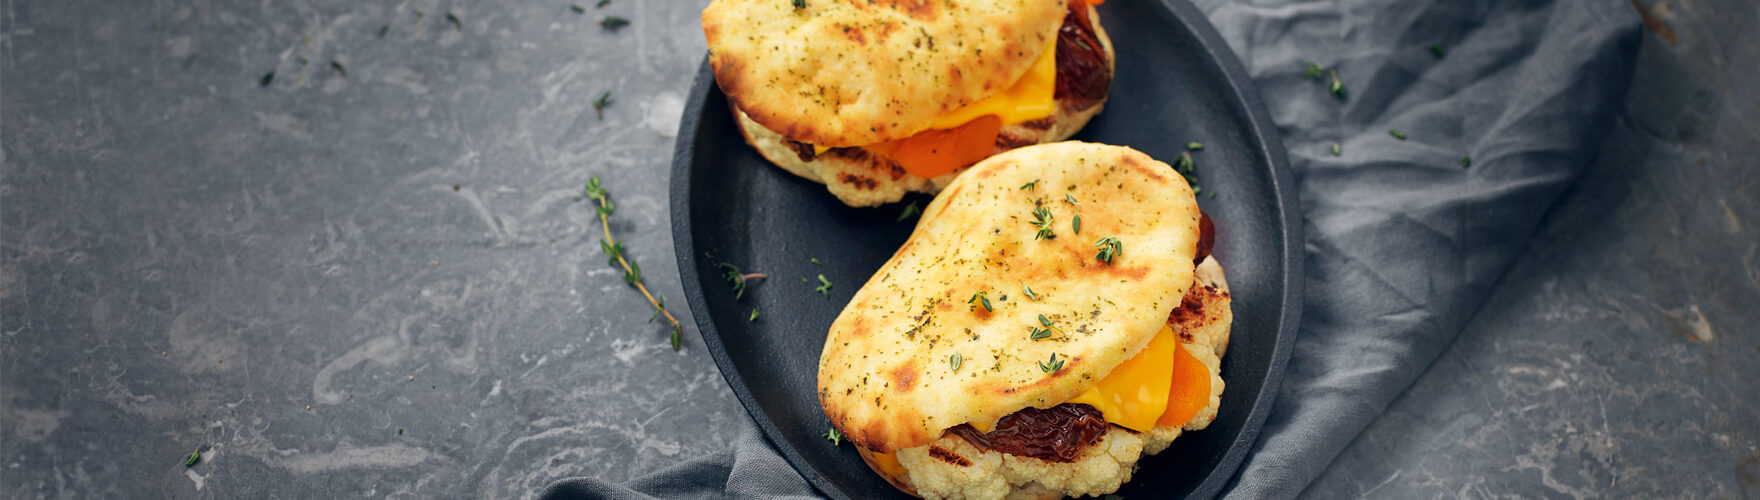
(817, 142, 1203, 453)
(702, 0, 1067, 147)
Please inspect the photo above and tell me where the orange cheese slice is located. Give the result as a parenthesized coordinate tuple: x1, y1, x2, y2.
(1065, 324, 1176, 432)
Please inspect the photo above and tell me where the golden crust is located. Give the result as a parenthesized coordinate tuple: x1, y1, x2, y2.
(818, 143, 1203, 454)
(703, 0, 1067, 147)
(732, 4, 1115, 208)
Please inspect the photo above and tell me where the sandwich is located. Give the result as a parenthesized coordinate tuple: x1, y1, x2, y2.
(702, 0, 1115, 207)
(817, 142, 1232, 499)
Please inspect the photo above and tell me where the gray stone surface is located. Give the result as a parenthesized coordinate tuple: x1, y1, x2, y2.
(0, 1, 1753, 500)
(1, 1, 743, 498)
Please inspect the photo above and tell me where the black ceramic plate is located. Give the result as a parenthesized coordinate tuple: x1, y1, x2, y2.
(671, 1, 1300, 498)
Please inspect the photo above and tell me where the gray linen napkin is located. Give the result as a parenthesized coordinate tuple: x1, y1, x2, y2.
(543, 0, 1640, 498)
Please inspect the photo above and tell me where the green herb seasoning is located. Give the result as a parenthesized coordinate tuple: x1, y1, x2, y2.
(1030, 327, 1053, 340)
(793, 0, 807, 8)
(1065, 194, 1079, 205)
(717, 263, 765, 300)
(1031, 206, 1055, 240)
(1037, 353, 1065, 373)
(597, 0, 611, 7)
(1331, 143, 1341, 156)
(1389, 129, 1407, 140)
(897, 201, 921, 222)
(1022, 285, 1040, 301)
(1019, 178, 1040, 191)
(1072, 214, 1082, 235)
(949, 352, 962, 372)
(814, 274, 832, 297)
(968, 291, 993, 312)
(330, 60, 347, 78)
(1328, 70, 1343, 98)
(822, 427, 845, 446)
(588, 176, 685, 350)
(1093, 236, 1122, 264)
(572, 5, 587, 14)
(1304, 61, 1325, 79)
(599, 16, 630, 31)
(259, 72, 275, 87)
(184, 449, 201, 467)
(1461, 156, 1471, 168)
(810, 258, 822, 266)
(398, 428, 404, 435)
(593, 91, 612, 119)
(1186, 142, 1204, 151)
(377, 24, 390, 37)
(1430, 43, 1446, 58)
(446, 13, 462, 30)
(750, 308, 760, 322)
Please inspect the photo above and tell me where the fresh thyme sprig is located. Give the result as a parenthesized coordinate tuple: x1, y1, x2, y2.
(587, 176, 684, 350)
(1072, 214, 1082, 235)
(1021, 285, 1040, 301)
(717, 263, 767, 300)
(822, 427, 845, 446)
(897, 201, 921, 222)
(1031, 206, 1055, 240)
(1020, 178, 1040, 191)
(968, 291, 993, 312)
(1037, 353, 1065, 373)
(1093, 236, 1122, 265)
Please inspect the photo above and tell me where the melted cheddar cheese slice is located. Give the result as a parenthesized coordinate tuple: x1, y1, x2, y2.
(1065, 324, 1176, 431)
(966, 324, 1177, 434)
(929, 38, 1058, 130)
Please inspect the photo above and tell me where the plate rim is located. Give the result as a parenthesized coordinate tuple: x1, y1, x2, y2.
(669, 0, 1303, 496)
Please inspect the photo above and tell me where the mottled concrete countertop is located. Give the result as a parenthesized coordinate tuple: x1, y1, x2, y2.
(1, 0, 1754, 498)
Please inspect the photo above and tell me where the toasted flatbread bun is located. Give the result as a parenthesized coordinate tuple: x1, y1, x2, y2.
(730, 3, 1115, 208)
(818, 142, 1203, 454)
(703, 0, 1066, 148)
(857, 257, 1233, 500)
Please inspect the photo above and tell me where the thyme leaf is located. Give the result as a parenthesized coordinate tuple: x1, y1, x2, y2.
(1093, 236, 1122, 265)
(897, 201, 921, 222)
(1037, 353, 1065, 373)
(593, 91, 612, 120)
